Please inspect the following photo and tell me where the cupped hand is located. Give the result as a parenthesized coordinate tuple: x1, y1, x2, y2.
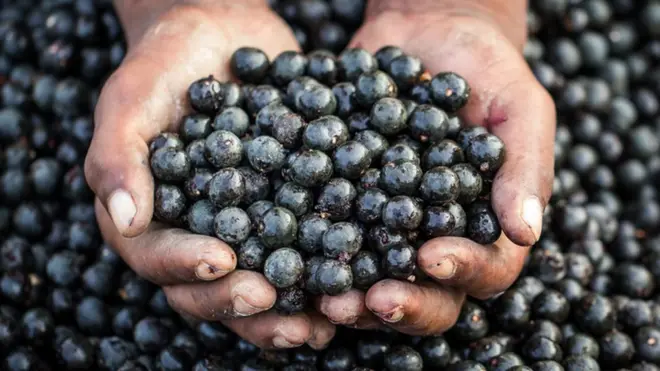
(318, 2, 556, 335)
(84, 2, 334, 350)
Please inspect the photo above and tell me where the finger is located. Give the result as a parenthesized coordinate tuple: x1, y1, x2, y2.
(222, 311, 316, 350)
(163, 270, 276, 320)
(365, 279, 465, 336)
(350, 15, 555, 246)
(84, 4, 300, 237)
(305, 311, 337, 350)
(417, 235, 530, 299)
(96, 198, 236, 285)
(316, 289, 382, 330)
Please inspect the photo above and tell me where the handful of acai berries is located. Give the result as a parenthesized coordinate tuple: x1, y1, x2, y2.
(148, 46, 506, 314)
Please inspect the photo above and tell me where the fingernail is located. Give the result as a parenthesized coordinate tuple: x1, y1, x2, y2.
(521, 196, 543, 242)
(374, 306, 404, 323)
(426, 257, 457, 280)
(195, 261, 229, 281)
(196, 250, 235, 281)
(107, 189, 136, 235)
(273, 336, 297, 348)
(232, 295, 263, 317)
(230, 282, 272, 316)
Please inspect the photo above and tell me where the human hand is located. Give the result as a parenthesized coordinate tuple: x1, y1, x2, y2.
(317, 0, 556, 335)
(84, 1, 334, 350)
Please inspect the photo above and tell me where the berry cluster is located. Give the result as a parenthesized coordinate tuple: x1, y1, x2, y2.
(270, 0, 366, 53)
(149, 46, 506, 312)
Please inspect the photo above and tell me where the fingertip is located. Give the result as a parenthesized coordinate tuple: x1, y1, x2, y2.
(272, 314, 314, 348)
(365, 280, 409, 323)
(306, 312, 336, 350)
(84, 134, 155, 239)
(521, 195, 544, 242)
(195, 243, 238, 281)
(317, 290, 366, 325)
(229, 271, 277, 315)
(491, 178, 544, 247)
(106, 189, 140, 237)
(418, 248, 459, 282)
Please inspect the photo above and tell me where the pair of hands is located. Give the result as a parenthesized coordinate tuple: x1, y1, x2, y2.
(84, 1, 555, 350)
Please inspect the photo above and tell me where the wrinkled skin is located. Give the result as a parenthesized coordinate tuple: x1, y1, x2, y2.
(85, 0, 555, 348)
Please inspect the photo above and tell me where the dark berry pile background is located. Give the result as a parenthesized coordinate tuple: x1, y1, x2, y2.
(0, 0, 659, 370)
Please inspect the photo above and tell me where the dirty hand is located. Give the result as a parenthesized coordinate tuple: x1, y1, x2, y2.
(84, 1, 334, 350)
(317, 0, 556, 335)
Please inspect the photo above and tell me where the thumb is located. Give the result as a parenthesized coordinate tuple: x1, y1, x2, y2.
(84, 58, 163, 238)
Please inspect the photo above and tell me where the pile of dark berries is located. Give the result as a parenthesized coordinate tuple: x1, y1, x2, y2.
(269, 0, 366, 53)
(1, 0, 660, 370)
(149, 45, 506, 311)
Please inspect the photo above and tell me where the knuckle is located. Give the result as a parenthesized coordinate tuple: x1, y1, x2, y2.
(163, 287, 189, 317)
(189, 287, 227, 320)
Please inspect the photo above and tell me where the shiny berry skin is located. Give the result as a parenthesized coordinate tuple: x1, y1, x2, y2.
(297, 213, 332, 254)
(264, 248, 304, 289)
(355, 188, 389, 224)
(288, 149, 334, 187)
(258, 207, 298, 248)
(188, 76, 223, 115)
(303, 115, 349, 152)
(204, 130, 243, 169)
(207, 168, 245, 208)
(296, 84, 337, 120)
(355, 70, 398, 107)
(154, 184, 186, 223)
(272, 113, 306, 149)
(230, 47, 270, 83)
(214, 207, 251, 245)
(316, 178, 357, 221)
(338, 48, 378, 82)
(422, 139, 465, 169)
(315, 258, 353, 296)
(374, 45, 404, 71)
(408, 104, 449, 143)
(307, 50, 338, 85)
(379, 160, 423, 197)
(370, 97, 408, 135)
(387, 55, 424, 92)
(150, 147, 191, 182)
(384, 345, 423, 371)
(466, 202, 502, 245)
(237, 237, 268, 271)
(422, 201, 467, 238)
(383, 243, 417, 280)
(187, 200, 216, 236)
(180, 113, 212, 142)
(419, 166, 460, 204)
(599, 329, 635, 368)
(382, 196, 423, 231)
(350, 250, 383, 290)
(322, 222, 363, 262)
(213, 107, 249, 137)
(381, 143, 420, 166)
(270, 51, 308, 87)
(430, 72, 471, 114)
(333, 141, 372, 180)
